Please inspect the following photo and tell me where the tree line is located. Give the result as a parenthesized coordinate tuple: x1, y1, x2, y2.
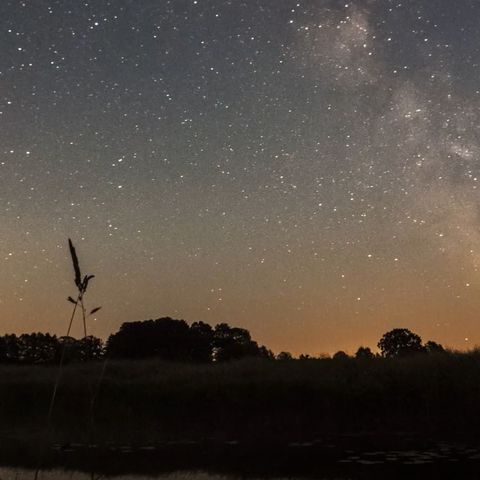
(0, 333, 103, 364)
(0, 319, 445, 365)
(106, 318, 273, 362)
(0, 318, 272, 364)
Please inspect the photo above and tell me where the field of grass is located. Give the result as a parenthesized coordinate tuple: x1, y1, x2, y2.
(2, 351, 480, 446)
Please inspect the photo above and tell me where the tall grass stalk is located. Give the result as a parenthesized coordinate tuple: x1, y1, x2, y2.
(34, 239, 101, 480)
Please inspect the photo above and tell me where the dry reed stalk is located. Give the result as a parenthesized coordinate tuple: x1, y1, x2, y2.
(34, 239, 101, 480)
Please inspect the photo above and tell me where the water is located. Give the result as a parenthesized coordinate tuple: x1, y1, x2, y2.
(4, 442, 480, 479)
(0, 471, 305, 480)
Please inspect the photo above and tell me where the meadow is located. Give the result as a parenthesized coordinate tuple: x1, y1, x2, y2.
(2, 350, 480, 448)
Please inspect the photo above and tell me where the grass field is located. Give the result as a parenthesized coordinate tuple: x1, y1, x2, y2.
(2, 351, 480, 446)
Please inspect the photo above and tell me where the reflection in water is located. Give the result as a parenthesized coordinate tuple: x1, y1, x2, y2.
(0, 470, 305, 480)
(4, 444, 480, 480)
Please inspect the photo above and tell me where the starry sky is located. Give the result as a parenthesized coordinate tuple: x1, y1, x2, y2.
(1, 0, 480, 355)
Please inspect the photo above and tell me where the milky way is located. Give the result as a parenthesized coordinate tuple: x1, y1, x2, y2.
(1, 0, 480, 354)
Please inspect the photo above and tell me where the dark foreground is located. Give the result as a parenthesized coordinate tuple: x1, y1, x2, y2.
(3, 353, 480, 442)
(3, 353, 480, 477)
(4, 436, 480, 479)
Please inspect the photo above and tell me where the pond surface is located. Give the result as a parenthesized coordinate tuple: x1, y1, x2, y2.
(0, 471, 306, 480)
(4, 441, 480, 479)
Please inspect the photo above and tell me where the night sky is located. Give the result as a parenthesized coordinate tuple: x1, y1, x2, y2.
(1, 0, 480, 355)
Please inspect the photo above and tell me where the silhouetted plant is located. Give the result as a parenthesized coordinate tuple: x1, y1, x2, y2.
(276, 351, 293, 361)
(47, 239, 101, 391)
(333, 350, 349, 360)
(35, 239, 102, 480)
(67, 239, 101, 338)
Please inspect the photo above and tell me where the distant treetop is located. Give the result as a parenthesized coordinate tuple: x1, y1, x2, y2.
(378, 328, 444, 358)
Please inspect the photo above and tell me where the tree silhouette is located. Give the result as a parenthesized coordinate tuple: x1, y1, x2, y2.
(189, 321, 214, 362)
(355, 346, 375, 359)
(378, 328, 424, 357)
(425, 340, 445, 354)
(0, 334, 19, 363)
(78, 335, 104, 361)
(213, 323, 268, 361)
(258, 345, 274, 359)
(106, 317, 192, 360)
(0, 334, 105, 364)
(276, 351, 293, 361)
(17, 333, 58, 364)
(56, 336, 82, 363)
(106, 319, 271, 362)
